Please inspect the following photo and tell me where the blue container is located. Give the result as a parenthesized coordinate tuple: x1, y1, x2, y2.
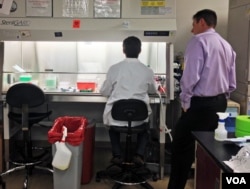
(225, 117, 236, 132)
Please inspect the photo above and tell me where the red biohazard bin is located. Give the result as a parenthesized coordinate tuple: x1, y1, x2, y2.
(48, 116, 96, 186)
(48, 116, 88, 189)
(81, 121, 95, 184)
(48, 116, 88, 146)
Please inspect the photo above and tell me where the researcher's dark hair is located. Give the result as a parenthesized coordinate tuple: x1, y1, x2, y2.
(193, 9, 217, 28)
(123, 36, 141, 58)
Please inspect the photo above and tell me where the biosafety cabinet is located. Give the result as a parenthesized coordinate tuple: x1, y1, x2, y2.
(0, 0, 177, 118)
(0, 0, 177, 98)
(0, 0, 177, 177)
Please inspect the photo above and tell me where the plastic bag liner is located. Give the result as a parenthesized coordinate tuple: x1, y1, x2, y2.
(48, 116, 88, 146)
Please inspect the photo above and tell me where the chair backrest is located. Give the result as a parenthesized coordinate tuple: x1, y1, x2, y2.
(111, 99, 148, 122)
(6, 83, 46, 108)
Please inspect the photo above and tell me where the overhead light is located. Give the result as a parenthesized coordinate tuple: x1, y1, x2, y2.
(12, 64, 26, 72)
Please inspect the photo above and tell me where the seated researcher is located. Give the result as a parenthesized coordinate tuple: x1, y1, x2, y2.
(100, 36, 158, 165)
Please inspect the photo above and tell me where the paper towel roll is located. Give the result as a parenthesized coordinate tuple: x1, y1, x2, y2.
(236, 115, 250, 132)
(235, 115, 250, 137)
(235, 129, 250, 137)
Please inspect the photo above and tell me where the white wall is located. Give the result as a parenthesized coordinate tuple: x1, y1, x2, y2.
(174, 0, 229, 54)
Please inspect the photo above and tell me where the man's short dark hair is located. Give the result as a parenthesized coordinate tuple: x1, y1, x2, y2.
(193, 9, 217, 27)
(123, 36, 141, 58)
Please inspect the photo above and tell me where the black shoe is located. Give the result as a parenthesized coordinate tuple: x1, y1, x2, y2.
(111, 156, 123, 165)
(133, 155, 145, 166)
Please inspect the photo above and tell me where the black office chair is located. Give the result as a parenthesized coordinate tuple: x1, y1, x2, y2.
(96, 99, 156, 189)
(1, 83, 53, 189)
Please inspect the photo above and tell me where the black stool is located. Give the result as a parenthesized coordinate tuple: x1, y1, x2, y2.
(96, 99, 156, 189)
(1, 83, 53, 189)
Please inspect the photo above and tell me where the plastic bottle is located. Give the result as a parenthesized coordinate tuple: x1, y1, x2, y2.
(52, 126, 72, 170)
(214, 112, 229, 141)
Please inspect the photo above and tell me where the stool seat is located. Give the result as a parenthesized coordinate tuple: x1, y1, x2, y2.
(111, 99, 148, 122)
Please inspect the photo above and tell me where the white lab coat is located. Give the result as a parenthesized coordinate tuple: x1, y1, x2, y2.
(100, 58, 158, 127)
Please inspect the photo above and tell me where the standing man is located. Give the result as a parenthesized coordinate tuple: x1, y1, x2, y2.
(100, 36, 158, 165)
(167, 9, 236, 189)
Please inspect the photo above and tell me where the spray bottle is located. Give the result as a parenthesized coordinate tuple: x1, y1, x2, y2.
(214, 112, 230, 141)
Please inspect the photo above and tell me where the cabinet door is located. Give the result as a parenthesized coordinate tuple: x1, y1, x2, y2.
(228, 3, 250, 114)
(195, 143, 220, 189)
(228, 4, 250, 84)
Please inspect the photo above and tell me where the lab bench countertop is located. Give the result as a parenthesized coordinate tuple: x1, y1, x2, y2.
(1, 91, 165, 103)
(192, 131, 241, 173)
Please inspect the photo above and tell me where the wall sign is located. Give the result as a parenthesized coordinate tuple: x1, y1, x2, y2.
(94, 0, 121, 18)
(141, 0, 170, 15)
(26, 0, 52, 17)
(62, 0, 89, 18)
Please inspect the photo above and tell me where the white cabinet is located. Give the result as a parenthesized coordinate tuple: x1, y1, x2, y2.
(53, 0, 176, 19)
(0, 0, 176, 41)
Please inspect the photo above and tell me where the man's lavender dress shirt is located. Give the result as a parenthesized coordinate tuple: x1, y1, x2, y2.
(180, 28, 236, 110)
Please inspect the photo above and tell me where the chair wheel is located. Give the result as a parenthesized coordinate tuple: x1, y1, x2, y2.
(23, 178, 28, 189)
(1, 182, 6, 189)
(95, 171, 104, 182)
(23, 174, 30, 189)
(152, 174, 158, 181)
(112, 183, 122, 189)
(95, 173, 101, 182)
(96, 177, 101, 182)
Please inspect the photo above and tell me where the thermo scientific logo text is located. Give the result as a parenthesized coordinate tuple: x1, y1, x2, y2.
(0, 20, 30, 26)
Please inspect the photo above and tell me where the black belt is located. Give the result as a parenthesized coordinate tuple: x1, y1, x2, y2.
(192, 93, 226, 101)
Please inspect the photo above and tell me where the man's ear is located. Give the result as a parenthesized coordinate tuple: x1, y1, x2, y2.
(200, 18, 207, 27)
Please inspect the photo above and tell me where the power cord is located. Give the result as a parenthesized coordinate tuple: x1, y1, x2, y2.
(156, 87, 173, 142)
